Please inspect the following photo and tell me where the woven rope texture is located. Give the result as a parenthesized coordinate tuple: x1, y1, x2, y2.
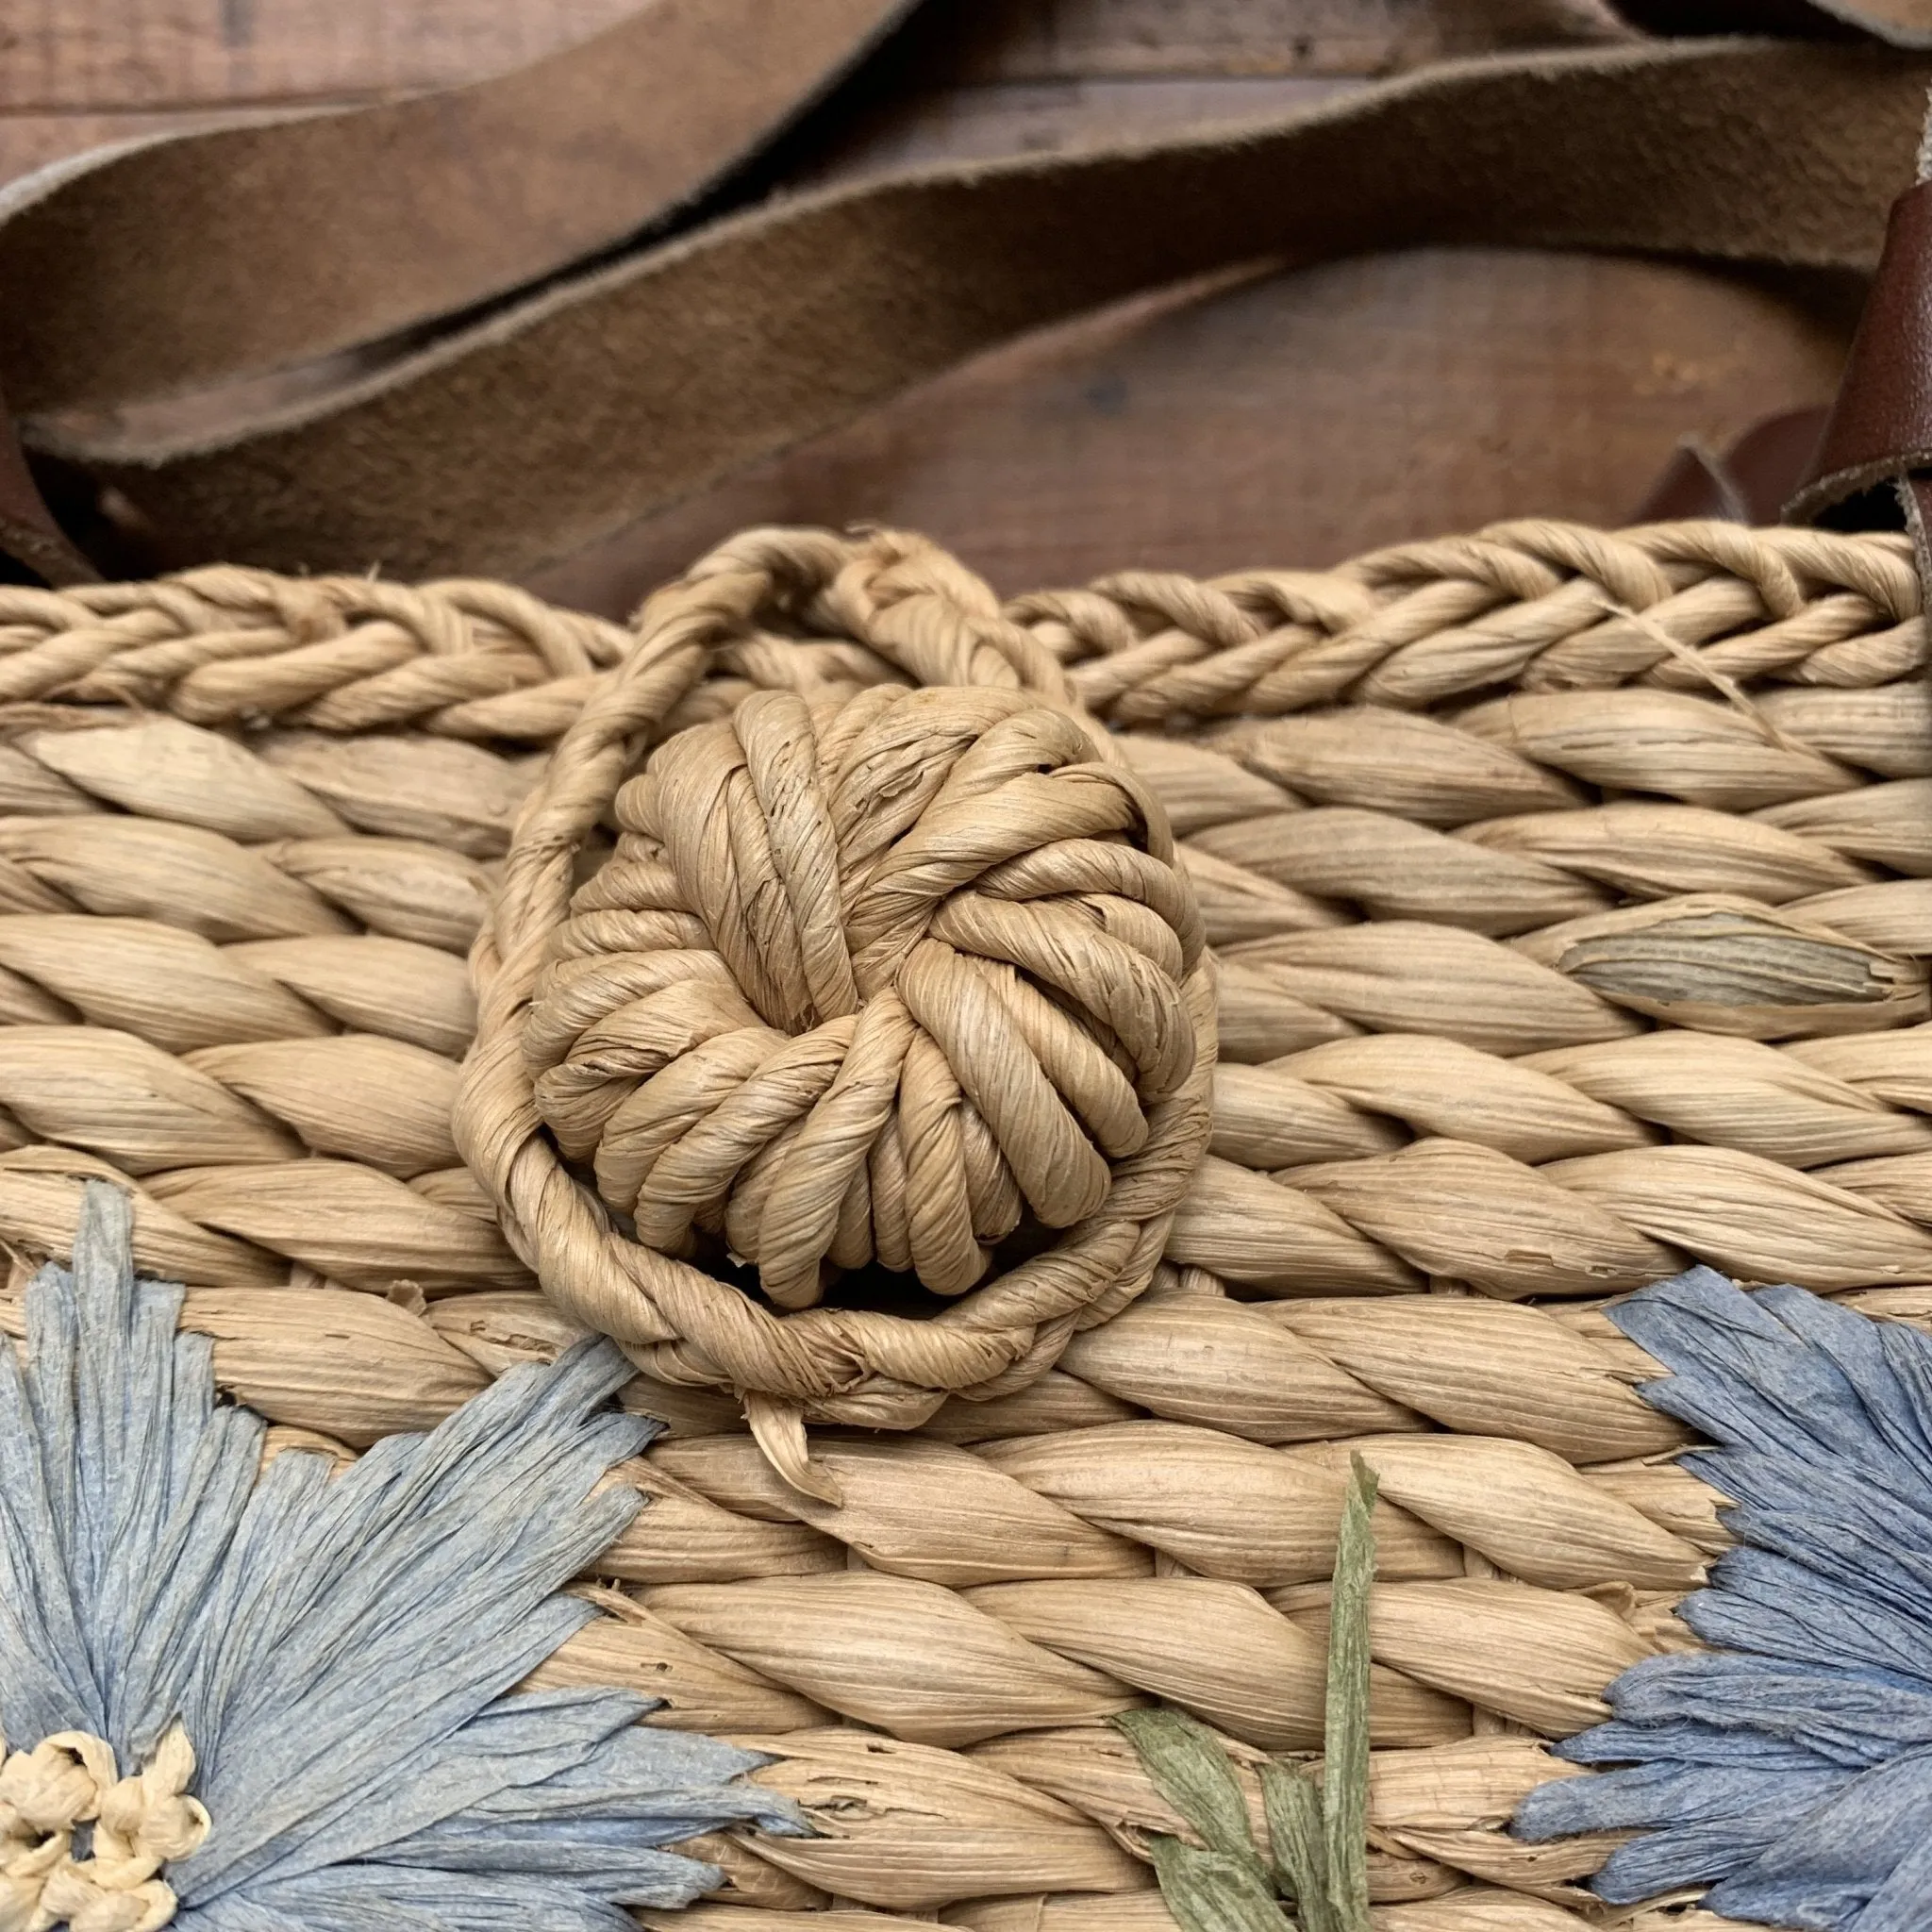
(1, 522, 1924, 1927)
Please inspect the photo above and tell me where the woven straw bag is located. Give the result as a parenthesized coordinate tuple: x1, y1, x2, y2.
(11, 14, 1932, 1931)
(2, 508, 1924, 1927)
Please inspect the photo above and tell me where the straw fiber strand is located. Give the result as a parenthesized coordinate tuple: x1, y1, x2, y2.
(0, 698, 542, 1295)
(0, 568, 631, 735)
(0, 519, 1922, 1926)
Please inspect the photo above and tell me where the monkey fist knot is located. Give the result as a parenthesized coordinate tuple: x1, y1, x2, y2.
(525, 684, 1213, 1321)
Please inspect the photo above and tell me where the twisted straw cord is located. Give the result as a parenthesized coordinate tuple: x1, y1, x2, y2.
(638, 536, 1932, 1059)
(470, 521, 1932, 1425)
(0, 531, 1861, 1929)
(652, 1724, 1585, 1918)
(0, 703, 541, 858)
(1009, 521, 1923, 724)
(0, 708, 525, 973)
(0, 1262, 1712, 1724)
(0, 1271, 1704, 1919)
(662, 538, 1932, 1035)
(0, 523, 1913, 752)
(9, 570, 1928, 1306)
(578, 1414, 1674, 1913)
(0, 1024, 460, 1175)
(1212, 1029, 1932, 1175)
(14, 925, 1930, 1306)
(0, 818, 493, 957)
(7, 535, 1914, 1341)
(0, 1141, 525, 1297)
(8, 1250, 1705, 1467)
(622, 1429, 1704, 1730)
(1171, 1021, 1932, 1296)
(0, 570, 630, 736)
(459, 557, 1217, 1436)
(566, 1412, 1675, 1916)
(658, 1880, 1608, 1930)
(683, 525, 1078, 703)
(0, 703, 530, 1290)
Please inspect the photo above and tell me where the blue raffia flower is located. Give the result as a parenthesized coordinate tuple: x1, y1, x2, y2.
(0, 1183, 798, 1931)
(1514, 1263, 1932, 1932)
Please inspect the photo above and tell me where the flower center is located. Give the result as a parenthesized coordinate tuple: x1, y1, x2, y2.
(0, 1724, 208, 1932)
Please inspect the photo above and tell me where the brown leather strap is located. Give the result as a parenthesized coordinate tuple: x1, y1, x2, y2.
(43, 39, 1924, 582)
(0, 0, 917, 419)
(8, 27, 1932, 579)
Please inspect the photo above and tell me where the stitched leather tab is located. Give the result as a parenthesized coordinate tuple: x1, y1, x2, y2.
(1788, 177, 1932, 527)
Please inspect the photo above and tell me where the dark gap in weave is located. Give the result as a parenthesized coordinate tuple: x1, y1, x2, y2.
(681, 1215, 1062, 1322)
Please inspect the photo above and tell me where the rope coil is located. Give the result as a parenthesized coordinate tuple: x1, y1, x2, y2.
(463, 600, 1219, 1461)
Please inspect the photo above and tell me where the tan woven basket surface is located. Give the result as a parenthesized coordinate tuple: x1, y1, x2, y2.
(4, 518, 1928, 1928)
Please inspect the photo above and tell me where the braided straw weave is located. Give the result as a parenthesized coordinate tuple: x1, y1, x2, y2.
(461, 523, 1932, 1441)
(1, 521, 1925, 1926)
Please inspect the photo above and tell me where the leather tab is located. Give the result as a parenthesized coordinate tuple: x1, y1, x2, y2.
(1723, 406, 1833, 523)
(1787, 177, 1932, 528)
(1635, 441, 1747, 523)
(1635, 407, 1828, 525)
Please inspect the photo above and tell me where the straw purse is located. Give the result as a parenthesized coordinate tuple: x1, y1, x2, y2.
(1, 500, 1925, 1927)
(7, 8, 1932, 1931)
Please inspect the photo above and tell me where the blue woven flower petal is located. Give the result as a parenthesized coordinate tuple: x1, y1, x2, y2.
(1514, 1264, 1932, 1928)
(1706, 1751, 1932, 1932)
(0, 1184, 799, 1930)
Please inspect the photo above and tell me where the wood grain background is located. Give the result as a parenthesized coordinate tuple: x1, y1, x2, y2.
(8, 1, 1857, 609)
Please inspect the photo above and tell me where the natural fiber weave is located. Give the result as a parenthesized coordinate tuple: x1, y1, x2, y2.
(1, 520, 1925, 1926)
(0, 568, 645, 1299)
(458, 521, 1932, 1450)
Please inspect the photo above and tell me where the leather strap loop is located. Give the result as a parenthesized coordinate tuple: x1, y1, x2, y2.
(0, 0, 918, 419)
(1637, 406, 1830, 525)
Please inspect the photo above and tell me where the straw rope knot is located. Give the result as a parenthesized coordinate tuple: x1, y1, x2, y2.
(0, 1725, 207, 1932)
(490, 678, 1217, 1455)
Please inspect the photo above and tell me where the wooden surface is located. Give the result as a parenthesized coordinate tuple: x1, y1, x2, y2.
(530, 254, 1851, 609)
(0, 1, 1630, 187)
(8, 0, 1857, 608)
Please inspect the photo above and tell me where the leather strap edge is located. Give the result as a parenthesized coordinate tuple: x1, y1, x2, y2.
(45, 38, 1924, 581)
